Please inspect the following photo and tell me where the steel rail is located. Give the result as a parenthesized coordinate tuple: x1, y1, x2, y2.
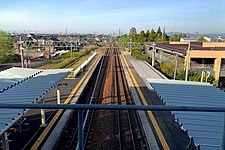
(114, 49, 122, 150)
(82, 51, 107, 148)
(66, 55, 105, 150)
(116, 48, 136, 149)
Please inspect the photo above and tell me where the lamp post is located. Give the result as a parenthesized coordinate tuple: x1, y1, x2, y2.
(185, 42, 191, 81)
(151, 42, 156, 67)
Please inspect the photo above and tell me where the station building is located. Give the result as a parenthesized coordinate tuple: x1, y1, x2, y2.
(146, 42, 225, 83)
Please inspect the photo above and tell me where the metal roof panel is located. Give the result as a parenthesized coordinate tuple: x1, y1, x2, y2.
(147, 78, 225, 149)
(0, 68, 71, 135)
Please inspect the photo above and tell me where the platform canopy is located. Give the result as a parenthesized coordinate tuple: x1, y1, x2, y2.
(0, 67, 72, 135)
(0, 67, 43, 93)
(147, 78, 225, 150)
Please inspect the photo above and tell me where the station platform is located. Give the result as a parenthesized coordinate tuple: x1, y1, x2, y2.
(121, 53, 190, 150)
(7, 55, 100, 149)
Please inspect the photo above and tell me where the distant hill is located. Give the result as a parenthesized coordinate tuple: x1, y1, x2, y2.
(167, 32, 225, 38)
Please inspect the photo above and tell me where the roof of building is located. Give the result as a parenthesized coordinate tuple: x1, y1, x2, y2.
(12, 36, 33, 42)
(153, 42, 225, 56)
(147, 78, 225, 150)
(180, 37, 198, 41)
(0, 67, 72, 135)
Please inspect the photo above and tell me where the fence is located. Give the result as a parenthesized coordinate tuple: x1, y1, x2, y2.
(0, 103, 225, 150)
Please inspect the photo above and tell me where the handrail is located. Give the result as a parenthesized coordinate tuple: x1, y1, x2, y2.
(1, 103, 225, 150)
(1, 103, 225, 112)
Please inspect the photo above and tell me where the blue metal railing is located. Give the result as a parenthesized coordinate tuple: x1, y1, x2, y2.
(1, 103, 225, 112)
(0, 103, 225, 150)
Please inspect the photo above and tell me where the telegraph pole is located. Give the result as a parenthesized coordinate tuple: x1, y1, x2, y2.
(20, 36, 24, 68)
(185, 42, 191, 81)
(151, 42, 156, 67)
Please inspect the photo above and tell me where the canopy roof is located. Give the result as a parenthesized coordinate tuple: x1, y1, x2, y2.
(0, 67, 72, 135)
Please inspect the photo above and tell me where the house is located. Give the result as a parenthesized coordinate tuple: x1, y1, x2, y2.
(12, 35, 33, 51)
(180, 37, 198, 42)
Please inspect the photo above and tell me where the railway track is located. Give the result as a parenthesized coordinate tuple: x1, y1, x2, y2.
(55, 47, 146, 149)
(67, 51, 108, 149)
(83, 48, 144, 149)
(56, 50, 109, 149)
(115, 49, 136, 149)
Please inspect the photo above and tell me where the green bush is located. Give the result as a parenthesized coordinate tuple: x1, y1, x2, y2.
(0, 55, 18, 63)
(160, 61, 174, 78)
(131, 49, 150, 62)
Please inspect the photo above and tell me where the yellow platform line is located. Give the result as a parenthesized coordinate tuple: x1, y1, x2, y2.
(31, 55, 101, 150)
(121, 54, 170, 150)
(65, 77, 76, 80)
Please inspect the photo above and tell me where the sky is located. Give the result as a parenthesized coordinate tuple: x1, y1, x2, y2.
(0, 0, 224, 34)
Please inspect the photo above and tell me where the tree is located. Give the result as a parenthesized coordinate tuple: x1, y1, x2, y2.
(198, 36, 206, 42)
(148, 29, 156, 42)
(169, 33, 187, 41)
(161, 26, 168, 42)
(129, 27, 137, 39)
(157, 26, 162, 35)
(0, 31, 13, 56)
(145, 30, 150, 42)
(137, 30, 145, 42)
(169, 34, 178, 41)
(156, 26, 162, 41)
